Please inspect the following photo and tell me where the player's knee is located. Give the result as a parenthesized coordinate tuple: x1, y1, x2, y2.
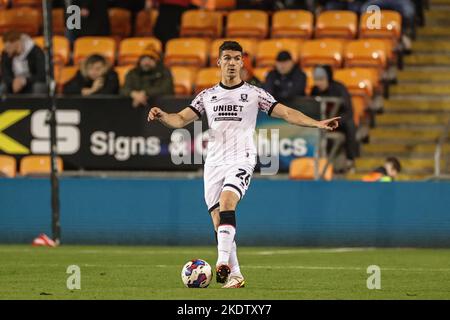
(220, 197, 237, 211)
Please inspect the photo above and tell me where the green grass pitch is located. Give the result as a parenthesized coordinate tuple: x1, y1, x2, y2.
(0, 245, 449, 300)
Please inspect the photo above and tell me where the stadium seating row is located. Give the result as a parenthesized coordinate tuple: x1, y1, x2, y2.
(0, 7, 402, 41)
(15, 36, 392, 74)
(0, 155, 63, 178)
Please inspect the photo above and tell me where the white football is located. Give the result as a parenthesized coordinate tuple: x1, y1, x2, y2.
(181, 259, 212, 288)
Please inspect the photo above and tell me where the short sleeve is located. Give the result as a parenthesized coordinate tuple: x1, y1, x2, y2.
(257, 88, 279, 116)
(189, 90, 206, 118)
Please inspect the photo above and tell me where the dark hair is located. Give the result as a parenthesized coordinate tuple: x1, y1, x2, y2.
(386, 157, 401, 173)
(85, 54, 108, 66)
(219, 41, 243, 57)
(2, 31, 22, 43)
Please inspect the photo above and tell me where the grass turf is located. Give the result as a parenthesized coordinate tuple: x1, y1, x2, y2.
(0, 245, 449, 300)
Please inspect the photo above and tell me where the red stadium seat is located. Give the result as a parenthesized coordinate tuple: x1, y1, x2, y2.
(271, 10, 313, 39)
(256, 38, 301, 67)
(300, 39, 345, 68)
(118, 37, 162, 66)
(226, 10, 268, 39)
(165, 38, 209, 68)
(316, 10, 358, 39)
(11, 0, 41, 7)
(73, 37, 116, 65)
(52, 8, 65, 35)
(180, 10, 223, 38)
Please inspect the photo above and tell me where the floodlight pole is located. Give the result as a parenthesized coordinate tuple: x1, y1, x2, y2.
(42, 0, 61, 245)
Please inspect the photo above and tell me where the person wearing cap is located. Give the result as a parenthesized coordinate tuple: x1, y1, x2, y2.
(263, 50, 307, 104)
(63, 54, 119, 96)
(311, 65, 359, 170)
(121, 48, 174, 108)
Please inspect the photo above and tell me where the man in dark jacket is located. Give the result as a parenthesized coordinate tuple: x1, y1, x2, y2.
(63, 54, 119, 95)
(310, 65, 359, 168)
(121, 50, 174, 108)
(264, 51, 307, 104)
(1, 31, 46, 94)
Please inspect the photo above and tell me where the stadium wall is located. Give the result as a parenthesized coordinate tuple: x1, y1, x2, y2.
(1, 178, 450, 247)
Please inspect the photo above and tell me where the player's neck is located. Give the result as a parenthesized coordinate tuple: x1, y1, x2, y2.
(221, 76, 243, 88)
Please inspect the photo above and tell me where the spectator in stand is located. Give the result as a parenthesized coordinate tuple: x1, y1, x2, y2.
(362, 157, 402, 182)
(152, 0, 193, 48)
(73, 0, 111, 37)
(264, 51, 307, 104)
(63, 54, 119, 96)
(310, 65, 359, 171)
(360, 0, 416, 51)
(121, 49, 174, 108)
(240, 53, 262, 88)
(0, 31, 46, 94)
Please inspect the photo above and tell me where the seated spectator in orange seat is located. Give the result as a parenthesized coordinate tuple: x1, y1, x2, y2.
(362, 157, 402, 182)
(1, 31, 46, 95)
(310, 65, 359, 171)
(121, 49, 174, 108)
(264, 51, 306, 104)
(240, 53, 262, 88)
(63, 54, 119, 96)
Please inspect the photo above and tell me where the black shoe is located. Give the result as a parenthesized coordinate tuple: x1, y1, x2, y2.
(216, 264, 231, 284)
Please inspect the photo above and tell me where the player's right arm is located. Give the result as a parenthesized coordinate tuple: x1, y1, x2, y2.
(147, 106, 199, 129)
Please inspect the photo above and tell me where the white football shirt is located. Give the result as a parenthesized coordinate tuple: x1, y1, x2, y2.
(189, 81, 279, 166)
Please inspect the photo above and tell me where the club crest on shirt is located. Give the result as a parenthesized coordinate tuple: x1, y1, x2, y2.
(210, 95, 218, 102)
(239, 94, 248, 102)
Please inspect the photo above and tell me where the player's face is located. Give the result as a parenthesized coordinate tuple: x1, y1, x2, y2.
(219, 50, 243, 79)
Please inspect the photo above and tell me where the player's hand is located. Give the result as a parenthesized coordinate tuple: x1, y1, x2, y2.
(147, 107, 166, 122)
(317, 117, 340, 131)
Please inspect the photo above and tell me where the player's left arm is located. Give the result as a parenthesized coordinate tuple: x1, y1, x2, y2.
(270, 103, 340, 131)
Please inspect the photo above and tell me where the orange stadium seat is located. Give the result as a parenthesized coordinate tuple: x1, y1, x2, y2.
(226, 10, 268, 39)
(344, 39, 388, 71)
(191, 0, 236, 10)
(0, 0, 9, 8)
(109, 8, 132, 38)
(195, 67, 221, 94)
(0, 155, 16, 178)
(253, 67, 271, 82)
(171, 66, 195, 96)
(52, 8, 65, 35)
(271, 10, 313, 39)
(315, 11, 358, 39)
(56, 66, 79, 93)
(256, 38, 301, 67)
(135, 9, 158, 37)
(165, 38, 209, 68)
(210, 38, 257, 66)
(300, 39, 344, 68)
(360, 10, 402, 41)
(19, 155, 63, 176)
(115, 65, 134, 87)
(180, 10, 223, 38)
(289, 157, 333, 181)
(303, 66, 314, 95)
(0, 38, 4, 54)
(334, 68, 374, 126)
(73, 37, 116, 65)
(0, 8, 42, 36)
(11, 0, 41, 7)
(118, 37, 162, 66)
(33, 36, 70, 66)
